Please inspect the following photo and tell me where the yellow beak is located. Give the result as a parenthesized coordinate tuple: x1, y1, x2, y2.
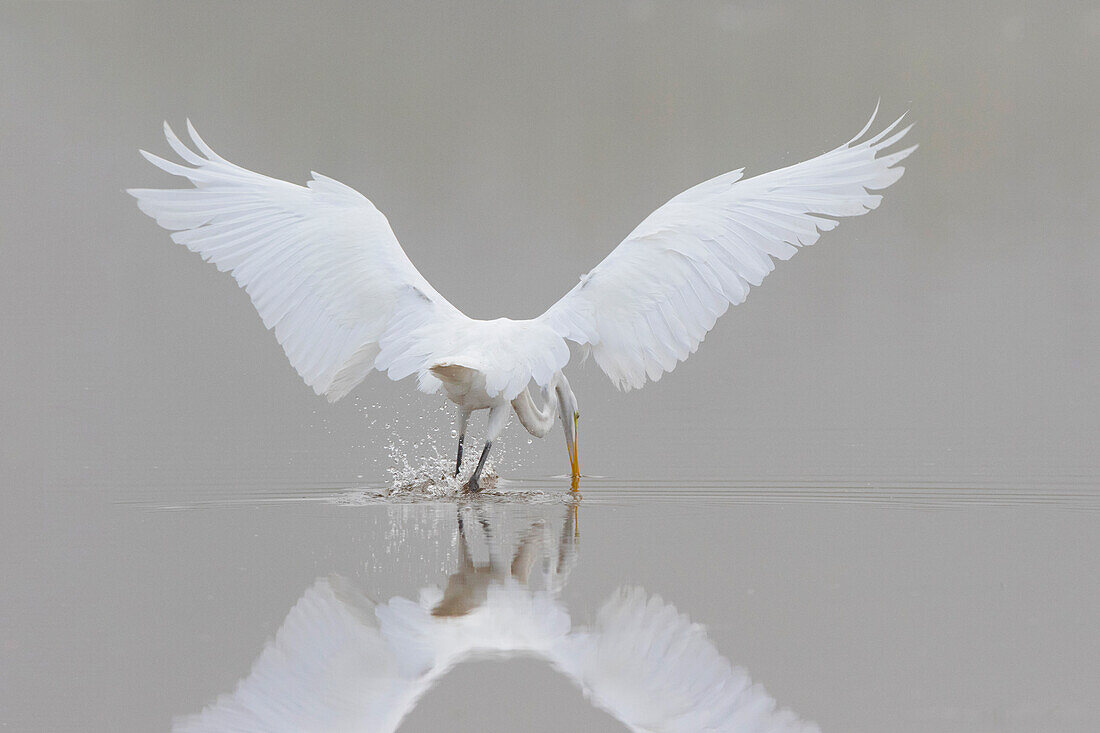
(569, 413, 580, 479)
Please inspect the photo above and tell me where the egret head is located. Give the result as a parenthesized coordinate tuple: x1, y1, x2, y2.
(553, 371, 580, 479)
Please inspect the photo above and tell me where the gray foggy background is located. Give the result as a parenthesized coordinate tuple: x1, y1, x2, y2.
(1, 2, 1098, 732)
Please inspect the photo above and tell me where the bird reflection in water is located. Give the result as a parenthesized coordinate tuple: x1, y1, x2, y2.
(431, 508, 575, 618)
(174, 505, 819, 732)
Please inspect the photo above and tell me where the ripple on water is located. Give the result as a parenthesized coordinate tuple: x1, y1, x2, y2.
(336, 445, 577, 505)
(115, 451, 1100, 512)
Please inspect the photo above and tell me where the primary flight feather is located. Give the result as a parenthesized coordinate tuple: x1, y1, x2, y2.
(129, 106, 914, 490)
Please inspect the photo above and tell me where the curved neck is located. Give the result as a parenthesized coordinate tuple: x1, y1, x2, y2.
(512, 371, 579, 479)
(511, 385, 558, 438)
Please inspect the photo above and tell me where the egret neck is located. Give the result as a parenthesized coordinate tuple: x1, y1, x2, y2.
(511, 370, 580, 482)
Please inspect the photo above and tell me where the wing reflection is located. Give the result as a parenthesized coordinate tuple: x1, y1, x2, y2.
(175, 505, 818, 733)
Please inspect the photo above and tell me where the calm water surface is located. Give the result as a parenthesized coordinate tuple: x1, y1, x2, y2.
(5, 469, 1097, 732)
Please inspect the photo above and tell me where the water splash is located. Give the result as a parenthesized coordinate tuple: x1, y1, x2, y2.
(336, 445, 567, 504)
(334, 396, 568, 502)
(385, 447, 501, 497)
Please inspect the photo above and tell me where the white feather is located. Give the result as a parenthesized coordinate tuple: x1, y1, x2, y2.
(130, 110, 912, 418)
(129, 124, 567, 402)
(540, 108, 915, 390)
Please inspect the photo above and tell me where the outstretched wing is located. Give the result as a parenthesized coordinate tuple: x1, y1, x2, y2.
(540, 106, 915, 391)
(129, 122, 466, 402)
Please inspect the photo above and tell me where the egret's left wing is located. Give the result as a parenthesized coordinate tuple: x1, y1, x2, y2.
(539, 107, 915, 390)
(129, 122, 468, 402)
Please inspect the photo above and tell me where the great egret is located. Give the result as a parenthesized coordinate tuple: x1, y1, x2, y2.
(130, 106, 914, 490)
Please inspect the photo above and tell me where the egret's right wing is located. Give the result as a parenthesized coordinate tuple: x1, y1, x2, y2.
(540, 107, 914, 391)
(129, 122, 466, 402)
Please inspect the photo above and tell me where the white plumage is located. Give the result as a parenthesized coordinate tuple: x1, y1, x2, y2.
(129, 121, 567, 404)
(130, 106, 913, 484)
(542, 108, 913, 390)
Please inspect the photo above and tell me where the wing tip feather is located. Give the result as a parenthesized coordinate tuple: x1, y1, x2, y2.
(847, 99, 881, 145)
(185, 119, 225, 162)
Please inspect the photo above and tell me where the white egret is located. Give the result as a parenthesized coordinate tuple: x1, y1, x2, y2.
(130, 106, 914, 490)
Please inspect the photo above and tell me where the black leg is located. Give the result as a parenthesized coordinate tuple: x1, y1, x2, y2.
(463, 441, 492, 493)
(454, 432, 465, 477)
